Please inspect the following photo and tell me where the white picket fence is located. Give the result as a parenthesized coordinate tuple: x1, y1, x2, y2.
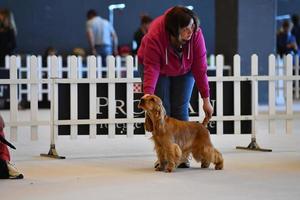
(4, 54, 299, 107)
(4, 55, 228, 104)
(4, 55, 140, 103)
(1, 54, 300, 144)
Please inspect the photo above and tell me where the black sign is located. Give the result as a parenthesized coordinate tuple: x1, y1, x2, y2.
(0, 69, 10, 109)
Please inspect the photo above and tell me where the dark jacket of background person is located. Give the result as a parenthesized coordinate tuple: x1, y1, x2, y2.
(0, 9, 17, 68)
(133, 15, 152, 54)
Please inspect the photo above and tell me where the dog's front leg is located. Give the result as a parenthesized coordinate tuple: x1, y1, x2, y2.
(154, 145, 167, 171)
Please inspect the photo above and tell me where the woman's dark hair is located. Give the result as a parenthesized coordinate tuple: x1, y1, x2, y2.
(165, 6, 199, 38)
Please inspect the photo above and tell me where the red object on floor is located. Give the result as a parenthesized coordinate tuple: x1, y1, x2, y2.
(0, 131, 10, 161)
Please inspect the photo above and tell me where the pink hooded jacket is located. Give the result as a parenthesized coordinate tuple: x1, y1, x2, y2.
(138, 9, 210, 98)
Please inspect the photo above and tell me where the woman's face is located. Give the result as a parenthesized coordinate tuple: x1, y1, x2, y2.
(178, 18, 195, 44)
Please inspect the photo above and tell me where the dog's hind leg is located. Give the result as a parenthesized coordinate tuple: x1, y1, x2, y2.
(195, 147, 224, 170)
(212, 148, 224, 170)
(192, 146, 211, 168)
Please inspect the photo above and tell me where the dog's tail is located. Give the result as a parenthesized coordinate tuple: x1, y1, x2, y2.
(202, 117, 209, 127)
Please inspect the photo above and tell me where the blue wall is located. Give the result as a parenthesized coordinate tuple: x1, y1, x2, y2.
(278, 0, 300, 16)
(1, 0, 215, 55)
(238, 0, 277, 104)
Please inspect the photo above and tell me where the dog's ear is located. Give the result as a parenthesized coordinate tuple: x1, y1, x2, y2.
(154, 103, 166, 129)
(152, 96, 165, 121)
(144, 112, 153, 132)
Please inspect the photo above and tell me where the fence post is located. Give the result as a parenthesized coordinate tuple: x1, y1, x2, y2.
(5, 55, 9, 69)
(276, 55, 285, 105)
(70, 56, 78, 139)
(286, 54, 293, 134)
(25, 56, 31, 101)
(295, 55, 300, 99)
(236, 54, 272, 152)
(40, 55, 65, 159)
(126, 56, 134, 137)
(116, 55, 122, 78)
(107, 56, 116, 138)
(216, 55, 223, 135)
(88, 56, 97, 139)
(30, 56, 39, 141)
(37, 55, 43, 101)
(9, 56, 18, 141)
(233, 54, 241, 134)
(97, 56, 103, 78)
(268, 54, 276, 134)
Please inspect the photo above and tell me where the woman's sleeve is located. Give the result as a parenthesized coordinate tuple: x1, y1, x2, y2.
(191, 29, 210, 98)
(142, 36, 161, 94)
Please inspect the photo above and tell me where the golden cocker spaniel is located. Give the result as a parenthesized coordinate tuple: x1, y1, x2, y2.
(138, 94, 224, 172)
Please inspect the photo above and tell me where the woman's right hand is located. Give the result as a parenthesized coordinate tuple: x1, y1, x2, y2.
(202, 97, 214, 121)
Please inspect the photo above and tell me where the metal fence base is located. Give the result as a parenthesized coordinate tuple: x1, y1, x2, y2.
(236, 138, 272, 152)
(40, 144, 66, 159)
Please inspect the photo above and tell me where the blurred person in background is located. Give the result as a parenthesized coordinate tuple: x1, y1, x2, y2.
(277, 20, 298, 57)
(133, 15, 152, 54)
(86, 9, 118, 66)
(0, 8, 17, 68)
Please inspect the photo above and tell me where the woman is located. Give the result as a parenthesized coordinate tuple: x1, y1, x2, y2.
(138, 6, 213, 168)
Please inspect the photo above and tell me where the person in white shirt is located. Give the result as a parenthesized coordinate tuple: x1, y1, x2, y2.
(86, 9, 118, 65)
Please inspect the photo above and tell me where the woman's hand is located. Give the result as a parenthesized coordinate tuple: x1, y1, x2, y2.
(202, 97, 213, 121)
(142, 93, 150, 98)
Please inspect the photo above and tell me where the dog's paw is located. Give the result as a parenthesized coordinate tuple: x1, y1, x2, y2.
(201, 161, 210, 168)
(165, 163, 176, 173)
(155, 166, 164, 171)
(215, 163, 223, 170)
(154, 163, 165, 171)
(165, 167, 174, 173)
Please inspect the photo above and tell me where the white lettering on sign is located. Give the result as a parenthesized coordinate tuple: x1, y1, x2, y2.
(96, 97, 217, 119)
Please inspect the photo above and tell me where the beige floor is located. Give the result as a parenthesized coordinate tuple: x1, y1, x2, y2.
(0, 110, 300, 200)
